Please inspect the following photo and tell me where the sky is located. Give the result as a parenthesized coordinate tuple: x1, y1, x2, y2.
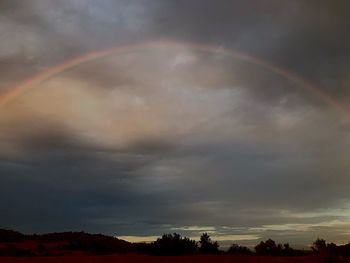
(0, 0, 350, 248)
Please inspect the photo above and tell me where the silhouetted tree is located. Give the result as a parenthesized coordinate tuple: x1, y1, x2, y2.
(338, 242, 350, 257)
(139, 233, 197, 255)
(198, 233, 219, 254)
(282, 243, 295, 256)
(312, 238, 327, 253)
(327, 242, 338, 256)
(227, 243, 252, 255)
(255, 239, 283, 256)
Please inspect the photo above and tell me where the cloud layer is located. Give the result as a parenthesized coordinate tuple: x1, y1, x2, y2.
(1, 0, 350, 248)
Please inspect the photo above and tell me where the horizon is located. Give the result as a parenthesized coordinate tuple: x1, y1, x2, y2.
(0, 227, 333, 250)
(1, 0, 350, 249)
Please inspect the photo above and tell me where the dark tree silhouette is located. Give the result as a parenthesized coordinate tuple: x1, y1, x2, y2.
(255, 239, 283, 256)
(312, 238, 327, 253)
(137, 233, 198, 256)
(282, 243, 295, 256)
(327, 242, 337, 255)
(227, 243, 252, 255)
(198, 233, 219, 254)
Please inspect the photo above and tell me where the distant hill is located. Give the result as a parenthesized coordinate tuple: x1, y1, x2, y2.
(0, 229, 25, 242)
(0, 229, 134, 256)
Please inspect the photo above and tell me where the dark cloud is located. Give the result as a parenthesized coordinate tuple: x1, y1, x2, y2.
(150, 0, 350, 98)
(0, 0, 350, 247)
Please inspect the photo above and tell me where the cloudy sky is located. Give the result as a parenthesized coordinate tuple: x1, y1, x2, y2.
(1, 0, 350, 248)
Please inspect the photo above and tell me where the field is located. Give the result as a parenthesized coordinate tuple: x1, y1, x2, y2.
(0, 255, 342, 263)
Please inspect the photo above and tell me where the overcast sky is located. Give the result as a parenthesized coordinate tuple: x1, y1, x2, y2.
(1, 0, 350, 248)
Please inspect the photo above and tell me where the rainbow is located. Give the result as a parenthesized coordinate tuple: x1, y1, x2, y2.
(0, 40, 348, 116)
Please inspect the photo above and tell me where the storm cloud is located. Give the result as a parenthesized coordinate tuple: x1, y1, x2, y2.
(0, 0, 350, 248)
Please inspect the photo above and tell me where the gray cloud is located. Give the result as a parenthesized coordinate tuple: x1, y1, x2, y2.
(1, 0, 350, 248)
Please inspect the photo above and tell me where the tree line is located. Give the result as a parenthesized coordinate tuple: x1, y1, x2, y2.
(136, 233, 306, 256)
(1, 228, 350, 260)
